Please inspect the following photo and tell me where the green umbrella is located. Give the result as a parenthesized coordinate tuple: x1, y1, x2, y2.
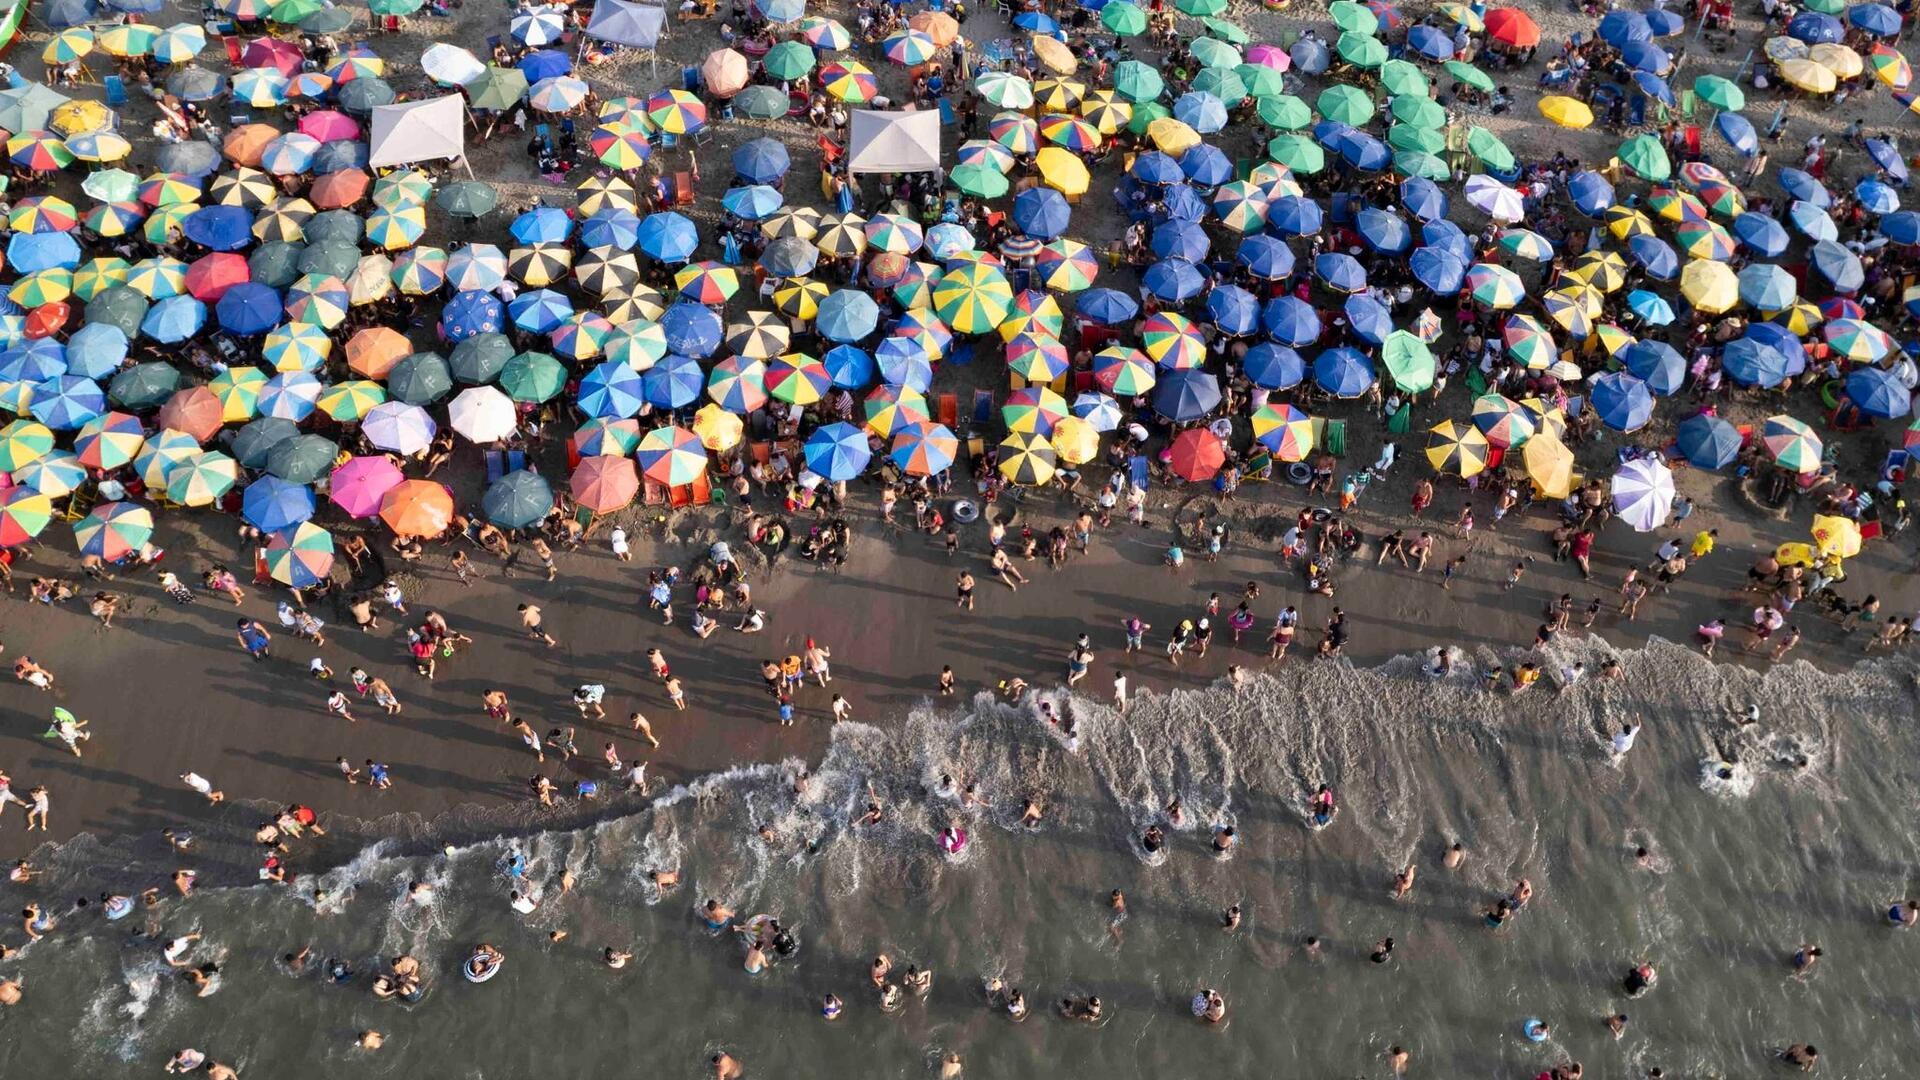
(1328, 0, 1377, 34)
(1379, 60, 1429, 98)
(1693, 74, 1744, 112)
(1256, 94, 1312, 130)
(298, 6, 354, 32)
(483, 470, 553, 528)
(1317, 84, 1374, 125)
(975, 71, 1032, 108)
(764, 40, 815, 81)
(499, 351, 566, 403)
(1444, 60, 1493, 92)
(949, 163, 1009, 198)
(232, 417, 298, 468)
(435, 181, 498, 218)
(1126, 100, 1171, 135)
(1800, 0, 1844, 11)
(1113, 61, 1164, 103)
(298, 241, 360, 280)
(1202, 17, 1249, 43)
(1100, 1, 1147, 35)
(1233, 63, 1285, 97)
(1267, 134, 1325, 173)
(1189, 37, 1241, 69)
(1618, 133, 1671, 181)
(1387, 123, 1446, 153)
(108, 361, 180, 410)
(1174, 0, 1227, 15)
(1467, 127, 1515, 171)
(265, 434, 339, 485)
(249, 242, 304, 288)
(735, 85, 788, 119)
(1381, 330, 1434, 393)
(1393, 150, 1450, 180)
(369, 0, 424, 12)
(450, 333, 512, 384)
(0, 84, 71, 134)
(305, 210, 363, 246)
(1338, 31, 1388, 68)
(268, 0, 322, 23)
(86, 286, 149, 339)
(388, 352, 453, 405)
(468, 67, 529, 112)
(82, 168, 137, 203)
(1192, 67, 1247, 102)
(1390, 95, 1445, 129)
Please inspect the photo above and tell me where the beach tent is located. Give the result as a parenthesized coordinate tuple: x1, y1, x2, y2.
(586, 0, 666, 47)
(367, 95, 467, 170)
(847, 110, 941, 174)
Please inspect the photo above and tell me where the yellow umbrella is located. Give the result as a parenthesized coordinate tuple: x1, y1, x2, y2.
(1604, 206, 1655, 240)
(1679, 259, 1738, 313)
(1537, 96, 1592, 129)
(1522, 430, 1576, 499)
(43, 28, 95, 65)
(1032, 77, 1087, 111)
(1808, 43, 1862, 79)
(1034, 147, 1090, 197)
(50, 99, 113, 137)
(1439, 2, 1483, 30)
(1146, 117, 1201, 155)
(691, 403, 743, 451)
(1810, 514, 1861, 558)
(1031, 34, 1078, 74)
(1778, 58, 1838, 93)
(1079, 89, 1133, 135)
(1050, 414, 1099, 464)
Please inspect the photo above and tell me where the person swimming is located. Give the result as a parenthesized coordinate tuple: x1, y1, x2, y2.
(1141, 825, 1165, 854)
(1887, 900, 1919, 927)
(701, 899, 734, 932)
(879, 982, 904, 1011)
(938, 826, 968, 855)
(101, 893, 133, 921)
(464, 943, 503, 983)
(1190, 988, 1226, 1024)
(1623, 962, 1657, 996)
(820, 993, 843, 1021)
(1523, 1018, 1551, 1041)
(1004, 988, 1028, 1021)
(905, 965, 933, 996)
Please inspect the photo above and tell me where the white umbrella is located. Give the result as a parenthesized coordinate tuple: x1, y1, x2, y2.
(1610, 456, 1674, 533)
(446, 243, 508, 291)
(510, 9, 565, 45)
(1071, 391, 1122, 432)
(1464, 175, 1526, 223)
(448, 385, 517, 443)
(421, 43, 485, 87)
(362, 401, 437, 455)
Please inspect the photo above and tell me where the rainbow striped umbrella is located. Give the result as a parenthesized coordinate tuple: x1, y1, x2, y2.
(645, 89, 707, 134)
(73, 258, 132, 301)
(135, 428, 201, 488)
(997, 431, 1057, 486)
(865, 384, 930, 438)
(1763, 414, 1822, 473)
(1035, 239, 1099, 291)
(674, 261, 741, 304)
(932, 261, 1014, 334)
(1502, 314, 1558, 368)
(1006, 332, 1070, 382)
(285, 273, 350, 328)
(707, 356, 769, 413)
(890, 420, 958, 475)
(883, 29, 938, 65)
(998, 290, 1066, 340)
(801, 15, 852, 49)
(1252, 403, 1315, 460)
(1093, 346, 1156, 395)
(820, 60, 879, 102)
(636, 424, 708, 486)
(1002, 386, 1068, 435)
(990, 111, 1040, 153)
(265, 521, 334, 587)
(85, 201, 146, 238)
(0, 419, 53, 471)
(316, 379, 386, 422)
(1212, 181, 1271, 233)
(0, 488, 53, 546)
(8, 131, 73, 172)
(15, 451, 85, 496)
(392, 246, 447, 295)
(551, 311, 614, 362)
(1471, 392, 1535, 448)
(1465, 262, 1526, 308)
(1141, 312, 1206, 370)
(1674, 219, 1736, 261)
(207, 366, 267, 421)
(863, 213, 924, 255)
(73, 501, 153, 560)
(895, 310, 952, 357)
(767, 352, 830, 405)
(74, 411, 145, 470)
(10, 196, 78, 233)
(1039, 114, 1102, 151)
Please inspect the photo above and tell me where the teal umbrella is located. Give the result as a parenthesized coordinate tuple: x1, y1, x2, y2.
(499, 350, 566, 402)
(108, 361, 181, 410)
(435, 181, 498, 218)
(483, 469, 553, 528)
(387, 352, 453, 404)
(249, 241, 304, 287)
(264, 433, 338, 484)
(86, 286, 149, 338)
(450, 333, 512, 384)
(735, 85, 787, 119)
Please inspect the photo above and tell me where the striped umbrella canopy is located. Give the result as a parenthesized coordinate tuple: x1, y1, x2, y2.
(572, 417, 642, 457)
(165, 449, 240, 506)
(864, 384, 930, 438)
(998, 431, 1057, 486)
(1762, 414, 1823, 473)
(265, 521, 334, 587)
(636, 424, 708, 486)
(1251, 403, 1315, 460)
(1471, 392, 1535, 447)
(1003, 386, 1069, 435)
(1611, 456, 1675, 532)
(767, 353, 830, 405)
(932, 262, 1014, 334)
(1006, 332, 1070, 383)
(1425, 418, 1491, 477)
(803, 421, 872, 481)
(73, 410, 145, 469)
(16, 451, 87, 497)
(135, 427, 200, 488)
(73, 500, 153, 560)
(1141, 312, 1206, 370)
(0, 488, 54, 546)
(889, 420, 958, 475)
(1092, 345, 1157, 396)
(707, 356, 769, 414)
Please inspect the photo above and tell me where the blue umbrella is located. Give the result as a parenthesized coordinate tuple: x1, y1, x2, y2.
(1623, 340, 1685, 394)
(636, 211, 699, 263)
(1151, 220, 1210, 261)
(1632, 71, 1673, 105)
(1789, 199, 1838, 240)
(817, 289, 880, 343)
(804, 421, 872, 481)
(442, 289, 504, 341)
(259, 372, 321, 420)
(0, 340, 65, 383)
(1732, 212, 1790, 256)
(215, 283, 282, 336)
(1077, 288, 1138, 325)
(755, 0, 802, 19)
(1161, 184, 1208, 222)
(1849, 2, 1900, 34)
(1567, 170, 1615, 215)
(1626, 234, 1679, 280)
(1714, 112, 1756, 156)
(1262, 296, 1321, 345)
(508, 288, 574, 334)
(1645, 9, 1684, 34)
(1845, 366, 1909, 419)
(1399, 177, 1448, 221)
(1777, 167, 1830, 207)
(1180, 144, 1232, 186)
(1343, 294, 1391, 344)
(310, 141, 366, 174)
(1407, 24, 1453, 59)
(1142, 258, 1207, 301)
(822, 344, 875, 388)
(1589, 371, 1654, 431)
(1676, 413, 1741, 467)
(577, 360, 646, 418)
(875, 336, 932, 390)
(1152, 369, 1220, 421)
(1355, 207, 1412, 253)
(579, 208, 641, 250)
(242, 475, 315, 532)
(1267, 194, 1323, 236)
(660, 302, 723, 356)
(65, 324, 127, 379)
(1810, 239, 1864, 291)
(1012, 10, 1058, 31)
(1857, 179, 1901, 214)
(509, 206, 573, 245)
(759, 237, 818, 277)
(516, 49, 572, 82)
(1131, 151, 1184, 185)
(1738, 263, 1798, 310)
(141, 294, 206, 344)
(926, 223, 974, 260)
(1880, 211, 1920, 245)
(1313, 252, 1366, 292)
(641, 354, 702, 408)
(1011, 187, 1071, 239)
(1243, 343, 1305, 389)
(1787, 10, 1843, 42)
(1744, 323, 1806, 376)
(28, 375, 104, 429)
(1173, 91, 1227, 133)
(721, 185, 784, 220)
(183, 205, 254, 251)
(1626, 289, 1676, 325)
(1206, 284, 1260, 336)
(1289, 37, 1330, 73)
(1866, 138, 1909, 182)
(1422, 222, 1470, 261)
(44, 0, 98, 26)
(6, 233, 81, 273)
(1336, 129, 1390, 171)
(732, 137, 790, 183)
(1598, 10, 1651, 44)
(1620, 40, 1670, 74)
(1410, 245, 1466, 293)
(1722, 337, 1789, 388)
(1313, 347, 1374, 397)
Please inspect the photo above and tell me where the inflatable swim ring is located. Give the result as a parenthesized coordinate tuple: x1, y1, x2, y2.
(464, 952, 502, 983)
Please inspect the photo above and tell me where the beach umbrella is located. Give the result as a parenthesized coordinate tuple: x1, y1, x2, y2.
(1205, 284, 1260, 338)
(1249, 402, 1313, 460)
(1678, 260, 1738, 313)
(1312, 348, 1374, 398)
(1825, 318, 1895, 363)
(73, 501, 152, 561)
(1844, 366, 1909, 419)
(1669, 413, 1740, 469)
(705, 356, 768, 414)
(258, 321, 327, 373)
(326, 454, 402, 518)
(765, 353, 829, 406)
(1241, 342, 1304, 389)
(69, 410, 143, 471)
(242, 474, 315, 533)
(279, 274, 347, 330)
(1167, 428, 1226, 481)
(640, 354, 702, 409)
(494, 350, 562, 404)
(1150, 369, 1219, 422)
(260, 522, 332, 588)
(1810, 240, 1865, 291)
(1788, 199, 1839, 241)
(27, 376, 104, 430)
(574, 360, 644, 419)
(447, 385, 516, 443)
(1312, 253, 1366, 293)
(378, 478, 454, 537)
(446, 245, 509, 293)
(0, 488, 53, 546)
(1732, 212, 1791, 257)
(1620, 340, 1684, 395)
(12, 449, 84, 497)
(1425, 419, 1490, 477)
(1067, 393, 1121, 434)
(481, 470, 553, 530)
(1763, 415, 1822, 473)
(164, 450, 239, 506)
(997, 432, 1057, 487)
(152, 385, 223, 442)
(1587, 371, 1655, 432)
(1611, 457, 1674, 532)
(1870, 42, 1912, 88)
(1737, 263, 1798, 312)
(256, 372, 320, 421)
(360, 401, 436, 456)
(1142, 259, 1207, 302)
(1471, 392, 1533, 448)
(890, 420, 960, 477)
(932, 263, 1013, 334)
(0, 419, 53, 472)
(636, 425, 708, 487)
(130, 427, 196, 488)
(864, 384, 930, 438)
(260, 434, 337, 485)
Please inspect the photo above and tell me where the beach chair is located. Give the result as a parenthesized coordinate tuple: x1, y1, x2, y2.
(669, 483, 693, 508)
(223, 35, 244, 65)
(690, 471, 713, 506)
(103, 75, 127, 106)
(1678, 87, 1696, 120)
(1323, 418, 1348, 457)
(971, 389, 993, 426)
(1683, 125, 1701, 157)
(673, 172, 695, 205)
(937, 97, 956, 126)
(1626, 95, 1646, 128)
(643, 478, 669, 505)
(937, 393, 959, 428)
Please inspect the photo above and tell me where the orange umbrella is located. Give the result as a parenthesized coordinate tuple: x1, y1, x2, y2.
(908, 10, 959, 45)
(379, 478, 453, 537)
(1168, 428, 1226, 481)
(570, 454, 639, 512)
(345, 326, 410, 378)
(222, 123, 280, 165)
(310, 168, 369, 209)
(155, 386, 224, 443)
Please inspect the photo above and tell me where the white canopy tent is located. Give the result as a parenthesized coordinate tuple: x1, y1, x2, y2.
(585, 0, 666, 47)
(367, 95, 469, 173)
(846, 109, 942, 174)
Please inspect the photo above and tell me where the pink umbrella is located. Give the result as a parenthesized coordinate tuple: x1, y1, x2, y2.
(299, 110, 361, 142)
(1245, 44, 1292, 71)
(328, 455, 404, 519)
(243, 38, 305, 76)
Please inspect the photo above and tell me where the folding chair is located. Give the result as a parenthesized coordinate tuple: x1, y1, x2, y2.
(673, 172, 695, 205)
(485, 450, 506, 484)
(1678, 87, 1696, 120)
(223, 35, 244, 65)
(669, 483, 693, 508)
(643, 478, 669, 505)
(103, 75, 128, 106)
(690, 472, 712, 505)
(937, 393, 959, 428)
(971, 389, 993, 425)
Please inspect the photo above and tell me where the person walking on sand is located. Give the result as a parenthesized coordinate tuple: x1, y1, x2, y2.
(325, 690, 357, 722)
(182, 771, 224, 804)
(804, 640, 833, 686)
(369, 678, 401, 716)
(665, 676, 687, 710)
(1122, 615, 1150, 652)
(574, 684, 607, 720)
(236, 618, 273, 661)
(519, 603, 558, 647)
(939, 666, 955, 696)
(483, 689, 512, 725)
(629, 711, 660, 749)
(955, 570, 975, 610)
(24, 786, 48, 831)
(45, 707, 89, 756)
(647, 648, 671, 681)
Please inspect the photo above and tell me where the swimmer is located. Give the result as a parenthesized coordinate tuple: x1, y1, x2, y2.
(1309, 784, 1336, 826)
(1060, 995, 1103, 1021)
(1190, 987, 1226, 1023)
(163, 932, 201, 966)
(465, 943, 504, 982)
(1109, 889, 1127, 915)
(939, 1053, 964, 1078)
(1005, 988, 1028, 1020)
(1779, 1044, 1818, 1071)
(357, 1031, 384, 1050)
(1302, 935, 1321, 959)
(821, 993, 843, 1020)
(604, 947, 633, 970)
(905, 965, 933, 996)
(1623, 961, 1657, 996)
(879, 982, 904, 1010)
(1165, 798, 1186, 826)
(283, 946, 311, 972)
(1443, 841, 1466, 870)
(407, 881, 434, 905)
(742, 939, 767, 975)
(165, 1049, 207, 1073)
(701, 899, 734, 931)
(1887, 900, 1919, 927)
(1484, 897, 1514, 928)
(1634, 846, 1653, 869)
(1020, 795, 1044, 828)
(1790, 944, 1822, 980)
(1606, 1013, 1629, 1038)
(1386, 1046, 1409, 1074)
(0, 978, 19, 1005)
(712, 1052, 744, 1080)
(1370, 937, 1395, 964)
(185, 963, 221, 997)
(173, 869, 197, 896)
(1220, 904, 1241, 932)
(1210, 825, 1235, 854)
(1510, 878, 1534, 908)
(1140, 825, 1165, 854)
(1523, 1019, 1551, 1041)
(650, 869, 680, 891)
(870, 954, 892, 987)
(1391, 864, 1416, 900)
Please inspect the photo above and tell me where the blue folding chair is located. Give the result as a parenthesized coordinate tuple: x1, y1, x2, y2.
(104, 75, 128, 105)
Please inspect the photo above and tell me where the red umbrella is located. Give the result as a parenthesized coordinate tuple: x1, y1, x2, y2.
(156, 386, 225, 443)
(1484, 7, 1541, 47)
(1167, 428, 1226, 481)
(570, 454, 639, 512)
(310, 168, 369, 209)
(23, 303, 68, 339)
(242, 37, 304, 76)
(185, 252, 251, 301)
